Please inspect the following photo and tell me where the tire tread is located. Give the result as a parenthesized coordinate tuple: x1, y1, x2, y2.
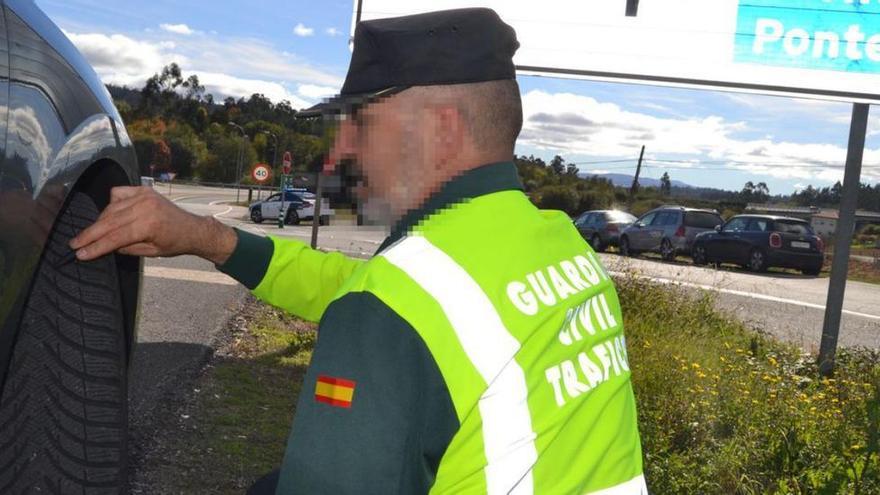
(0, 191, 127, 494)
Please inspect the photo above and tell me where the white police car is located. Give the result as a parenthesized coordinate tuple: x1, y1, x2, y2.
(249, 190, 334, 225)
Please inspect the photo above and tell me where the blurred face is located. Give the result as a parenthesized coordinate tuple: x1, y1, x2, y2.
(328, 94, 425, 225)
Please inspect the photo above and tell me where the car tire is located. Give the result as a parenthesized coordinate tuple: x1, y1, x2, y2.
(590, 234, 605, 253)
(693, 244, 708, 265)
(660, 238, 676, 261)
(748, 248, 768, 272)
(250, 208, 263, 224)
(0, 191, 128, 493)
(802, 266, 821, 276)
(285, 209, 300, 226)
(620, 236, 637, 257)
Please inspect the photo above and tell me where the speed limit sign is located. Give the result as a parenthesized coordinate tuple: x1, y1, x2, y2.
(251, 163, 272, 183)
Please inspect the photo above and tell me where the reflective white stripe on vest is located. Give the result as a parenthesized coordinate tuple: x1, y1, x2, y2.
(382, 235, 538, 495)
(585, 474, 648, 495)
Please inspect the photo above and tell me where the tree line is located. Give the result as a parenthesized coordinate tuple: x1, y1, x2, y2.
(110, 63, 324, 185)
(112, 63, 880, 216)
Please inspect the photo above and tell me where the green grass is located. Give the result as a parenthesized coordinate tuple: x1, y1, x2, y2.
(146, 304, 317, 493)
(148, 279, 880, 494)
(619, 275, 880, 494)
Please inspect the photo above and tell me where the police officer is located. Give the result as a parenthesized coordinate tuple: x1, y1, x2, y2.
(71, 8, 646, 495)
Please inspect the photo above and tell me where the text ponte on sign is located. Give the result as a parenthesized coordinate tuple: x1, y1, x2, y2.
(735, 0, 880, 74)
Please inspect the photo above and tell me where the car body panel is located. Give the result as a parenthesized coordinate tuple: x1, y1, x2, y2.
(695, 215, 824, 272)
(0, 1, 139, 391)
(251, 191, 335, 221)
(623, 206, 722, 256)
(574, 210, 635, 248)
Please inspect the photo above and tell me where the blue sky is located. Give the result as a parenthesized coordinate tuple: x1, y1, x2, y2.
(36, 0, 880, 195)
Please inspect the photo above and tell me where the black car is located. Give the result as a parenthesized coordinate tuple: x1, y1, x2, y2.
(692, 215, 824, 275)
(573, 209, 637, 252)
(0, 1, 140, 491)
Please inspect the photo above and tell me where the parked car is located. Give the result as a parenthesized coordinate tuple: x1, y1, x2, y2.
(619, 206, 723, 260)
(574, 209, 637, 252)
(0, 1, 140, 491)
(249, 190, 335, 225)
(692, 215, 825, 275)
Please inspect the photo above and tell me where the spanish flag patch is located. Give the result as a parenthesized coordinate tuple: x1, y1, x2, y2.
(315, 375, 356, 408)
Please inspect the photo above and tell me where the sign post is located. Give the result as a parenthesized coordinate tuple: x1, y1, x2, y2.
(818, 103, 869, 376)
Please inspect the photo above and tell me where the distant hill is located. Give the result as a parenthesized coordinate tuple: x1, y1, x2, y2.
(578, 172, 692, 189)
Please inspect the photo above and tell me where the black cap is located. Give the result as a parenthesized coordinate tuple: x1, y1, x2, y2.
(299, 8, 519, 117)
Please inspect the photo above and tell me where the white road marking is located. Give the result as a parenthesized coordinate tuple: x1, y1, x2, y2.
(213, 206, 233, 219)
(610, 271, 880, 321)
(145, 266, 239, 286)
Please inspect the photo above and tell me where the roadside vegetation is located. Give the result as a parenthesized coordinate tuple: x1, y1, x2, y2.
(620, 275, 880, 494)
(140, 277, 880, 494)
(137, 302, 317, 494)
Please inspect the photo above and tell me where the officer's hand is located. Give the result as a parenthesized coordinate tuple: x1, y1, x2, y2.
(69, 186, 237, 265)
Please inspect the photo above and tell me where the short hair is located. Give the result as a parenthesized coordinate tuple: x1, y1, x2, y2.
(405, 79, 523, 154)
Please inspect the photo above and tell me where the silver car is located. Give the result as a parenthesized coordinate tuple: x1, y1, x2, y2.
(619, 206, 723, 260)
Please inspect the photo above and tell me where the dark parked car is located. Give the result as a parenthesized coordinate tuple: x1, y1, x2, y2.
(692, 215, 825, 275)
(620, 206, 723, 260)
(574, 210, 637, 252)
(0, 1, 139, 491)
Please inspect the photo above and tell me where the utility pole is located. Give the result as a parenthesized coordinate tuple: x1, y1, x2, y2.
(228, 122, 246, 203)
(630, 145, 645, 199)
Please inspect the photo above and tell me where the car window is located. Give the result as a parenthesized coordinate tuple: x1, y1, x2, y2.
(581, 213, 596, 226)
(723, 217, 749, 232)
(685, 211, 723, 229)
(574, 213, 590, 226)
(653, 211, 676, 226)
(266, 193, 280, 202)
(609, 212, 637, 223)
(650, 212, 668, 226)
(774, 220, 813, 235)
(747, 218, 769, 232)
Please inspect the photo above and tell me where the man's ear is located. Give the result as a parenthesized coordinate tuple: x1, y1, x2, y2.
(431, 104, 465, 167)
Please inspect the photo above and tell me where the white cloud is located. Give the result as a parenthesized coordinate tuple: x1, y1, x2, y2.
(520, 89, 880, 184)
(160, 23, 194, 35)
(63, 28, 343, 109)
(63, 31, 188, 87)
(297, 84, 337, 99)
(325, 27, 341, 36)
(293, 23, 314, 37)
(194, 71, 311, 108)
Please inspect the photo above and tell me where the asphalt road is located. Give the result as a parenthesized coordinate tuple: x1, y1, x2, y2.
(145, 183, 880, 354)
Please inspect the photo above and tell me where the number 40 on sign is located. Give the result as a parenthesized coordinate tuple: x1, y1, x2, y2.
(251, 163, 272, 183)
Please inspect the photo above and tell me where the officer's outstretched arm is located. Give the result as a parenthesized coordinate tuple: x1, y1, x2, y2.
(218, 229, 364, 322)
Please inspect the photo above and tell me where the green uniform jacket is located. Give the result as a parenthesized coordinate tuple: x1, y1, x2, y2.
(219, 162, 645, 495)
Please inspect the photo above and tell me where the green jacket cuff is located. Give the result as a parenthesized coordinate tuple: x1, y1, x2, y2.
(216, 228, 274, 289)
